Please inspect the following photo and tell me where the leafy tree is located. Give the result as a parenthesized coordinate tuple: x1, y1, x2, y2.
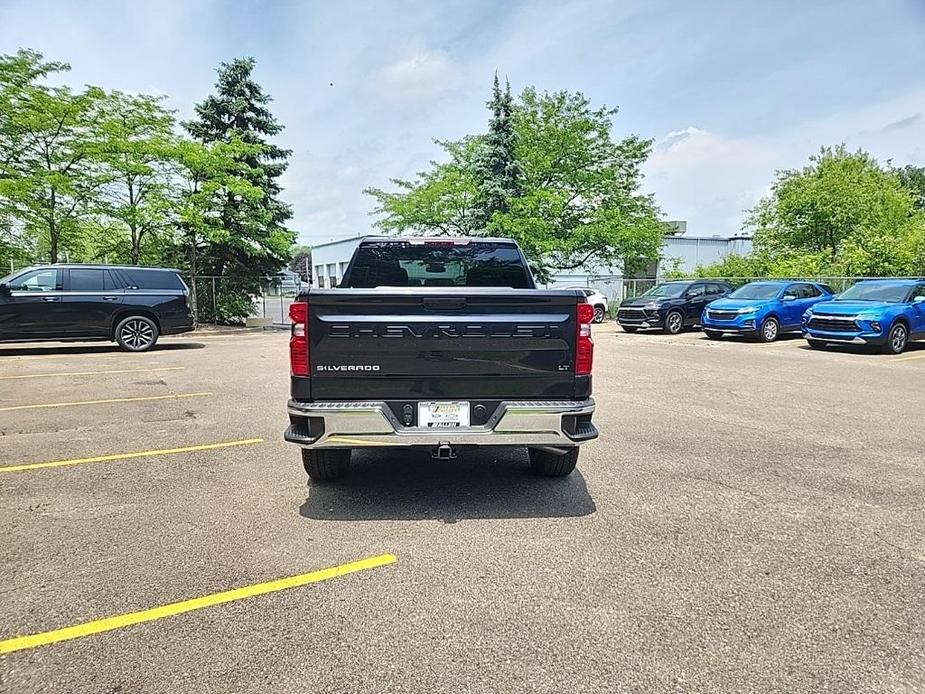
(95, 91, 178, 264)
(365, 137, 482, 236)
(184, 57, 294, 288)
(289, 243, 312, 280)
(896, 164, 925, 210)
(168, 138, 267, 322)
(747, 146, 925, 276)
(0, 49, 108, 263)
(472, 75, 522, 229)
(491, 88, 663, 280)
(366, 83, 664, 280)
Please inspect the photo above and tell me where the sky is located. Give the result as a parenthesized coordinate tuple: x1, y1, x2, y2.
(2, 0, 924, 245)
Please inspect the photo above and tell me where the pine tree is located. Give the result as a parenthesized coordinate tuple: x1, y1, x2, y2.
(472, 74, 522, 231)
(184, 57, 294, 295)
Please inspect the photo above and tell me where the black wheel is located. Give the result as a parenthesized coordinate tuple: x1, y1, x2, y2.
(302, 449, 350, 481)
(528, 448, 579, 477)
(807, 339, 826, 350)
(663, 310, 683, 335)
(756, 316, 780, 343)
(883, 322, 908, 355)
(592, 305, 606, 323)
(114, 315, 159, 352)
(704, 330, 723, 340)
(621, 326, 638, 333)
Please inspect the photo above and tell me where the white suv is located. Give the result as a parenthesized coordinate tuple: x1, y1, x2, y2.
(571, 287, 609, 323)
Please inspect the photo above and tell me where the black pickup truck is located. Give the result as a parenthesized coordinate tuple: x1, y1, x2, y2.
(283, 237, 598, 481)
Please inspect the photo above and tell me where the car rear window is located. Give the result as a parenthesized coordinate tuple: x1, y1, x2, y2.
(343, 241, 533, 289)
(120, 269, 185, 291)
(69, 268, 121, 291)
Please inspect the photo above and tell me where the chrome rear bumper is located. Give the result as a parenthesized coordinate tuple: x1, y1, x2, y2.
(284, 398, 597, 451)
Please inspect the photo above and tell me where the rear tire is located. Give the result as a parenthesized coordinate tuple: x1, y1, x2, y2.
(621, 326, 638, 333)
(302, 449, 350, 481)
(883, 322, 908, 355)
(704, 330, 723, 340)
(528, 448, 579, 477)
(593, 305, 606, 323)
(114, 315, 159, 352)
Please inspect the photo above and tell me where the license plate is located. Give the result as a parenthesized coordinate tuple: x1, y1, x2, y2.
(418, 401, 470, 428)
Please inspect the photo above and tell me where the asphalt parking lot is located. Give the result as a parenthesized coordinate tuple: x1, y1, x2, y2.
(1, 326, 923, 693)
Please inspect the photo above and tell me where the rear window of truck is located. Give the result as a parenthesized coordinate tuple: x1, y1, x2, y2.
(343, 241, 533, 289)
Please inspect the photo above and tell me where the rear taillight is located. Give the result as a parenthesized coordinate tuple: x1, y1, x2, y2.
(289, 301, 309, 376)
(576, 302, 594, 375)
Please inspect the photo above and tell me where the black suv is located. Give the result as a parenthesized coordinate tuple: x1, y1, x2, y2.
(617, 280, 732, 334)
(0, 264, 195, 351)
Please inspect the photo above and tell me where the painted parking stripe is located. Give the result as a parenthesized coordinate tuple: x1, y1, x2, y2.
(0, 351, 170, 362)
(325, 435, 405, 447)
(0, 392, 211, 412)
(0, 366, 185, 381)
(894, 352, 925, 362)
(0, 553, 398, 655)
(0, 438, 264, 473)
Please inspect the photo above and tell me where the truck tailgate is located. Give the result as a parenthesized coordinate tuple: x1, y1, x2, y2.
(306, 288, 581, 400)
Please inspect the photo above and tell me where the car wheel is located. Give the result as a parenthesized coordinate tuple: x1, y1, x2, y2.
(807, 339, 826, 350)
(757, 316, 779, 343)
(115, 315, 159, 352)
(302, 449, 350, 481)
(883, 322, 908, 355)
(528, 448, 579, 477)
(593, 305, 606, 323)
(663, 310, 683, 335)
(621, 326, 638, 333)
(704, 330, 723, 340)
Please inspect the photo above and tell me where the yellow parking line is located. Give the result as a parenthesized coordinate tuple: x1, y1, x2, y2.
(0, 553, 397, 655)
(0, 392, 211, 412)
(894, 353, 925, 362)
(0, 438, 264, 473)
(0, 366, 185, 381)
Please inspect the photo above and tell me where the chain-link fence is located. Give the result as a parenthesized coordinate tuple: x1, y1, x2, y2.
(187, 275, 304, 326)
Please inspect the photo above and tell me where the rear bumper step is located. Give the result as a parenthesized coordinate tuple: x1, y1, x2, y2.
(284, 398, 597, 450)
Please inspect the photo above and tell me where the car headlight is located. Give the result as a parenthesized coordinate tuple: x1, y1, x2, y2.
(644, 301, 662, 310)
(736, 306, 758, 314)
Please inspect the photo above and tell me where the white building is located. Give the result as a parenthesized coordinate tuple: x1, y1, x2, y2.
(310, 233, 753, 296)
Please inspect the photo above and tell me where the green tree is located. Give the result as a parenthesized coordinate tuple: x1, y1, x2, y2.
(184, 57, 294, 288)
(365, 137, 482, 236)
(472, 75, 522, 229)
(366, 83, 664, 280)
(896, 164, 925, 210)
(95, 91, 178, 264)
(0, 49, 107, 263)
(169, 137, 267, 322)
(748, 147, 925, 276)
(289, 243, 312, 281)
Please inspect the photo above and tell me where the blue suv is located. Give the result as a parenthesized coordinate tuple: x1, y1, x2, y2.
(702, 281, 833, 342)
(802, 279, 925, 354)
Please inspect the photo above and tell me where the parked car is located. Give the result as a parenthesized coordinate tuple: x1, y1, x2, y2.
(701, 280, 834, 342)
(616, 280, 732, 334)
(283, 236, 598, 481)
(0, 264, 195, 352)
(802, 278, 925, 354)
(569, 287, 609, 323)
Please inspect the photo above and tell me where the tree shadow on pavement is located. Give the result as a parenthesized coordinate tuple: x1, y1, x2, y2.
(299, 447, 596, 522)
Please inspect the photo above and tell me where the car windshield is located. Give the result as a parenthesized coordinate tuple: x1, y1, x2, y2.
(728, 283, 782, 300)
(640, 283, 689, 298)
(837, 282, 911, 303)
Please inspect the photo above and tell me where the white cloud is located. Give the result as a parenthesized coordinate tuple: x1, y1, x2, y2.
(377, 50, 460, 105)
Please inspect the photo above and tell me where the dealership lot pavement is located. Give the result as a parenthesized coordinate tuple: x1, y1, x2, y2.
(1, 327, 923, 693)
